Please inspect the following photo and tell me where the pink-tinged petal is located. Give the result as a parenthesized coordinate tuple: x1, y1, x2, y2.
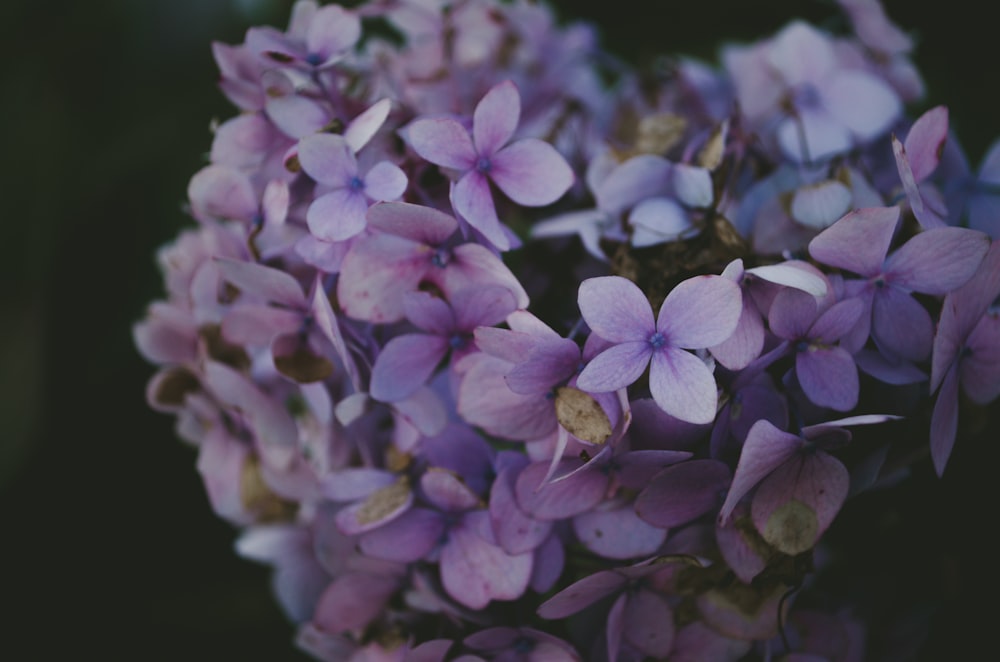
(298, 133, 356, 186)
(402, 291, 454, 335)
(715, 503, 768, 584)
(719, 419, 803, 525)
(196, 432, 248, 523)
(457, 354, 558, 441)
(220, 304, 301, 347)
(904, 106, 949, 182)
(370, 333, 449, 402)
(649, 347, 719, 425)
(210, 113, 278, 169)
(313, 572, 398, 634)
(452, 171, 508, 251)
(790, 180, 852, 230)
(490, 465, 552, 554)
(452, 285, 518, 331)
(363, 161, 408, 201)
(810, 297, 864, 343)
(307, 189, 369, 242)
(576, 342, 651, 393)
(473, 80, 519, 156)
(776, 111, 852, 163)
(823, 70, 900, 141)
(132, 305, 198, 365)
(871, 286, 933, 362)
(446, 243, 530, 310)
(421, 469, 482, 512)
(214, 257, 307, 308)
(536, 570, 627, 619)
(474, 327, 538, 364)
(709, 295, 764, 370)
(321, 468, 397, 501)
(441, 516, 533, 609)
(344, 98, 391, 153)
(797, 346, 859, 411)
(573, 504, 667, 560)
(187, 165, 258, 222)
(407, 117, 477, 170)
(623, 589, 675, 658)
(808, 206, 899, 276)
(747, 262, 828, 297)
(636, 460, 731, 528)
(266, 94, 332, 139)
(751, 450, 849, 555)
(489, 139, 574, 207)
(657, 275, 742, 348)
(596, 154, 672, 213)
(884, 226, 991, 294)
(367, 201, 458, 245)
(930, 363, 960, 476)
(357, 507, 443, 561)
(306, 4, 361, 62)
(578, 276, 654, 342)
(337, 234, 429, 323)
(394, 387, 448, 438)
(515, 459, 607, 520)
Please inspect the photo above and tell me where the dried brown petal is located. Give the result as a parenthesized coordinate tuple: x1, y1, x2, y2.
(555, 387, 612, 445)
(240, 455, 297, 522)
(356, 478, 411, 526)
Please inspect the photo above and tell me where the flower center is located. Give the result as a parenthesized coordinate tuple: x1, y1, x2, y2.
(648, 331, 667, 349)
(449, 334, 469, 350)
(348, 175, 365, 192)
(305, 52, 323, 66)
(476, 156, 492, 173)
(431, 248, 450, 268)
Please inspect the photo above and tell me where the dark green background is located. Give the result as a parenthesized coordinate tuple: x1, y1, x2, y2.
(1, 0, 994, 658)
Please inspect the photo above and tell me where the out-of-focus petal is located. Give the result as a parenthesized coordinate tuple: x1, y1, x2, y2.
(719, 419, 803, 525)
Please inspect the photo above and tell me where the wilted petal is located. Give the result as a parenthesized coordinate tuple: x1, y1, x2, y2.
(670, 621, 751, 662)
(473, 80, 519, 156)
(421, 469, 483, 512)
(716, 504, 769, 584)
(807, 206, 899, 277)
(751, 450, 849, 555)
(490, 139, 575, 206)
(578, 276, 654, 342)
(883, 226, 990, 294)
(649, 347, 719, 424)
(719, 419, 803, 524)
(370, 333, 449, 402)
(657, 275, 742, 348)
(407, 117, 477, 170)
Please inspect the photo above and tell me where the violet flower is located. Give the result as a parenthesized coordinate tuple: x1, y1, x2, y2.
(406, 80, 575, 250)
(576, 274, 742, 423)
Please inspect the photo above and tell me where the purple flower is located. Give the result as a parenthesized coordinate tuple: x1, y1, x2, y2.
(245, 2, 361, 70)
(299, 133, 408, 242)
(892, 105, 950, 228)
(575, 275, 742, 423)
(808, 206, 991, 362)
(406, 80, 575, 250)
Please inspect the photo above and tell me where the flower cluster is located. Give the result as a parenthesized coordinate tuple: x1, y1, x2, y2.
(135, 0, 1000, 659)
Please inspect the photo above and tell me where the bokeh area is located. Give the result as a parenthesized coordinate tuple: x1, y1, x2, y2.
(1, 0, 994, 659)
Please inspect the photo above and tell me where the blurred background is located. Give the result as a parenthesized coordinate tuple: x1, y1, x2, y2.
(1, 0, 994, 659)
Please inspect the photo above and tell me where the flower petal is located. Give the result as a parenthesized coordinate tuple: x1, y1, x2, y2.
(576, 342, 651, 394)
(808, 206, 899, 277)
(490, 139, 575, 206)
(369, 333, 450, 402)
(649, 347, 719, 424)
(578, 276, 654, 342)
(363, 161, 408, 202)
(473, 80, 520, 156)
(441, 515, 533, 609)
(797, 346, 859, 411)
(883, 226, 991, 295)
(656, 275, 742, 348)
(407, 117, 477, 170)
(452, 171, 508, 251)
(307, 189, 369, 242)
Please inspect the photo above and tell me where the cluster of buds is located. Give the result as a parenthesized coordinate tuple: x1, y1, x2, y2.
(135, 0, 999, 659)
